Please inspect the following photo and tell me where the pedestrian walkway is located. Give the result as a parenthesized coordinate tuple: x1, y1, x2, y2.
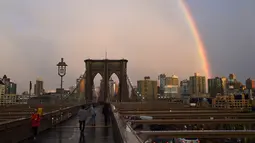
(24, 106, 115, 143)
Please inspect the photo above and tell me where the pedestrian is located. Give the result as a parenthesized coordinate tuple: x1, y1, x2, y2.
(102, 103, 110, 126)
(77, 105, 87, 132)
(31, 108, 41, 140)
(90, 104, 96, 126)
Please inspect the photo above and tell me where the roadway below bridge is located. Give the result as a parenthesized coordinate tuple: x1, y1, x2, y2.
(137, 130, 255, 138)
(113, 103, 255, 142)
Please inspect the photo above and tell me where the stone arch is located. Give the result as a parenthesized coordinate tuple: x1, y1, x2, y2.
(91, 72, 104, 81)
(108, 72, 121, 81)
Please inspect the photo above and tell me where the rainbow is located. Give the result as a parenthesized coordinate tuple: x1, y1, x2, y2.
(179, 0, 211, 78)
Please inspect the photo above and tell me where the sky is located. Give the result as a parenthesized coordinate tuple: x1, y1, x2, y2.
(0, 0, 255, 93)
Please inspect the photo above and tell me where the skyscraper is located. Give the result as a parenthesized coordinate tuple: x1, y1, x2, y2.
(226, 73, 243, 94)
(2, 75, 8, 94)
(34, 78, 44, 96)
(228, 73, 237, 89)
(246, 78, 255, 99)
(165, 75, 179, 86)
(137, 76, 157, 100)
(229, 74, 236, 81)
(208, 77, 224, 97)
(1, 75, 17, 94)
(180, 79, 190, 95)
(8, 82, 17, 94)
(221, 77, 228, 94)
(158, 74, 166, 95)
(0, 80, 5, 95)
(189, 73, 206, 95)
(164, 75, 179, 98)
(246, 78, 255, 90)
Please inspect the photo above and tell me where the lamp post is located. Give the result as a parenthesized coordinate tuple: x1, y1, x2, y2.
(57, 58, 67, 100)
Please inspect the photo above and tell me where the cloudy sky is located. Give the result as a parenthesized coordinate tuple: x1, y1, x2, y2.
(0, 0, 255, 93)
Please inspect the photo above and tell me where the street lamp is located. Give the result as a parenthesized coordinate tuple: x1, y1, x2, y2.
(57, 58, 68, 100)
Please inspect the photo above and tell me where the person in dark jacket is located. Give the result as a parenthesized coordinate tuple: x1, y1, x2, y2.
(77, 105, 88, 132)
(102, 103, 110, 126)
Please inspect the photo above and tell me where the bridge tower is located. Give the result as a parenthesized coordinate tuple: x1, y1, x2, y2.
(84, 59, 129, 103)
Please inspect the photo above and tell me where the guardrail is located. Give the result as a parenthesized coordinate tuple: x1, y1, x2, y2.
(0, 104, 84, 143)
(110, 104, 143, 143)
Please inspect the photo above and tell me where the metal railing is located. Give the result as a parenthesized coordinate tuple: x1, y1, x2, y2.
(110, 104, 143, 143)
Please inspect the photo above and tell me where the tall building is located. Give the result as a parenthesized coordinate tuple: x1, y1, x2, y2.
(158, 74, 166, 95)
(164, 75, 179, 98)
(8, 82, 17, 94)
(229, 74, 236, 81)
(208, 77, 225, 97)
(180, 79, 190, 95)
(0, 80, 5, 95)
(34, 78, 44, 96)
(246, 78, 255, 90)
(221, 77, 228, 94)
(2, 75, 9, 94)
(189, 73, 206, 95)
(1, 75, 17, 94)
(227, 74, 243, 94)
(228, 73, 237, 89)
(137, 76, 157, 100)
(0, 75, 17, 105)
(165, 75, 179, 86)
(164, 85, 179, 98)
(246, 78, 255, 99)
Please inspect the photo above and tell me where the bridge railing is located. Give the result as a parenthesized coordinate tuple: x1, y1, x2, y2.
(110, 104, 143, 143)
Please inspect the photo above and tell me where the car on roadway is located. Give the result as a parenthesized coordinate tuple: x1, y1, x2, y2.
(150, 138, 200, 143)
(176, 138, 200, 143)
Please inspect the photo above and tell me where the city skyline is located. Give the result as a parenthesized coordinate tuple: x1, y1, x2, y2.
(1, 0, 255, 92)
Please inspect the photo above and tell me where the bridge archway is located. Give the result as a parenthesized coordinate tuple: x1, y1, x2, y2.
(93, 73, 103, 102)
(109, 73, 120, 102)
(84, 59, 129, 102)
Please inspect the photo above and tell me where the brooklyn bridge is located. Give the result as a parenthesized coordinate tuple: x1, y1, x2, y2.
(0, 59, 255, 143)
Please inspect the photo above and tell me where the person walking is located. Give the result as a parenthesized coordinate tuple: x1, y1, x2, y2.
(90, 105, 96, 126)
(102, 103, 110, 126)
(77, 105, 87, 132)
(31, 109, 41, 140)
